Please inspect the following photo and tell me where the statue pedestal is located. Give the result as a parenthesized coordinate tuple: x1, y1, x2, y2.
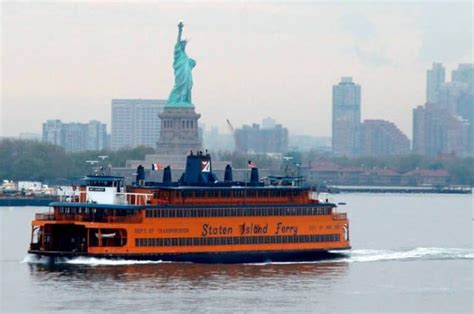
(156, 106, 202, 156)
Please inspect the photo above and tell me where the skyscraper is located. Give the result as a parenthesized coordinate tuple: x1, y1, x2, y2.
(332, 77, 361, 157)
(111, 99, 166, 150)
(426, 62, 445, 104)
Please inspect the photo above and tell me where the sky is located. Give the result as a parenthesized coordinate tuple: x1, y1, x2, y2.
(1, 1, 472, 138)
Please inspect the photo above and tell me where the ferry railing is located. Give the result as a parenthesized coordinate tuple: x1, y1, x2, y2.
(119, 192, 153, 205)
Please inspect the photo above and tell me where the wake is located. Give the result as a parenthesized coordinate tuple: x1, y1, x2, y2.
(345, 247, 474, 263)
(21, 255, 168, 266)
(21, 247, 473, 266)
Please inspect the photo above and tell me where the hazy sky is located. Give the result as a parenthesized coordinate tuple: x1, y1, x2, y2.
(1, 1, 472, 138)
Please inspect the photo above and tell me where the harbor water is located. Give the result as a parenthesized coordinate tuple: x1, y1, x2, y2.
(1, 193, 472, 313)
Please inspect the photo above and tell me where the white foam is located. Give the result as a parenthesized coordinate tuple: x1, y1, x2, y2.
(63, 257, 168, 266)
(21, 254, 169, 266)
(21, 254, 51, 264)
(247, 247, 473, 265)
(344, 247, 474, 263)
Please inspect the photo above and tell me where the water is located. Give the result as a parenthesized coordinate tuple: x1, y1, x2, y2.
(1, 194, 473, 312)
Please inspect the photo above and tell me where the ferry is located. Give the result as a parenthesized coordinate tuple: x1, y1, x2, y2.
(28, 152, 350, 263)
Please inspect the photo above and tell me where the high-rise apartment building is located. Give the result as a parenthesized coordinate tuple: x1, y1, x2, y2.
(111, 99, 166, 150)
(452, 63, 474, 92)
(415, 63, 474, 156)
(62, 123, 87, 153)
(412, 103, 469, 157)
(86, 120, 108, 151)
(361, 120, 410, 157)
(426, 62, 445, 104)
(42, 120, 107, 153)
(332, 77, 361, 157)
(235, 122, 289, 154)
(451, 64, 474, 154)
(42, 120, 63, 146)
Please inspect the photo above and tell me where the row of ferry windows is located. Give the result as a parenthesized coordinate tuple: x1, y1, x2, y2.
(135, 234, 340, 247)
(165, 189, 303, 199)
(145, 207, 332, 218)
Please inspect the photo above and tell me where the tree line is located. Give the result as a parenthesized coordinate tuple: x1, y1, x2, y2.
(0, 139, 153, 184)
(1, 139, 472, 185)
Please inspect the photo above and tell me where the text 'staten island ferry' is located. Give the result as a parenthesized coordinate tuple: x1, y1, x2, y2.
(29, 152, 350, 263)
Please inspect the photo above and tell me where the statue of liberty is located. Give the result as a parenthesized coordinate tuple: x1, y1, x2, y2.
(167, 21, 196, 107)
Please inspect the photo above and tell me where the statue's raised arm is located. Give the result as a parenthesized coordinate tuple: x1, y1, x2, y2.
(177, 21, 184, 44)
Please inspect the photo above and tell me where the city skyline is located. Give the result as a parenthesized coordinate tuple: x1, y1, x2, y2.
(1, 2, 472, 138)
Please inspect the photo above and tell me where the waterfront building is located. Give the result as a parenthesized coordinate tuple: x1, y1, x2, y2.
(360, 119, 410, 157)
(111, 99, 166, 150)
(235, 121, 289, 154)
(426, 62, 445, 104)
(42, 120, 107, 153)
(332, 77, 361, 157)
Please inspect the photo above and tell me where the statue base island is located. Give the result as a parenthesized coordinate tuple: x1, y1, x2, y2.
(157, 22, 202, 156)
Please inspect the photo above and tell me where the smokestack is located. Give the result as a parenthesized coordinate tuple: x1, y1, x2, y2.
(163, 166, 172, 185)
(224, 164, 233, 182)
(250, 168, 259, 185)
(136, 165, 145, 186)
